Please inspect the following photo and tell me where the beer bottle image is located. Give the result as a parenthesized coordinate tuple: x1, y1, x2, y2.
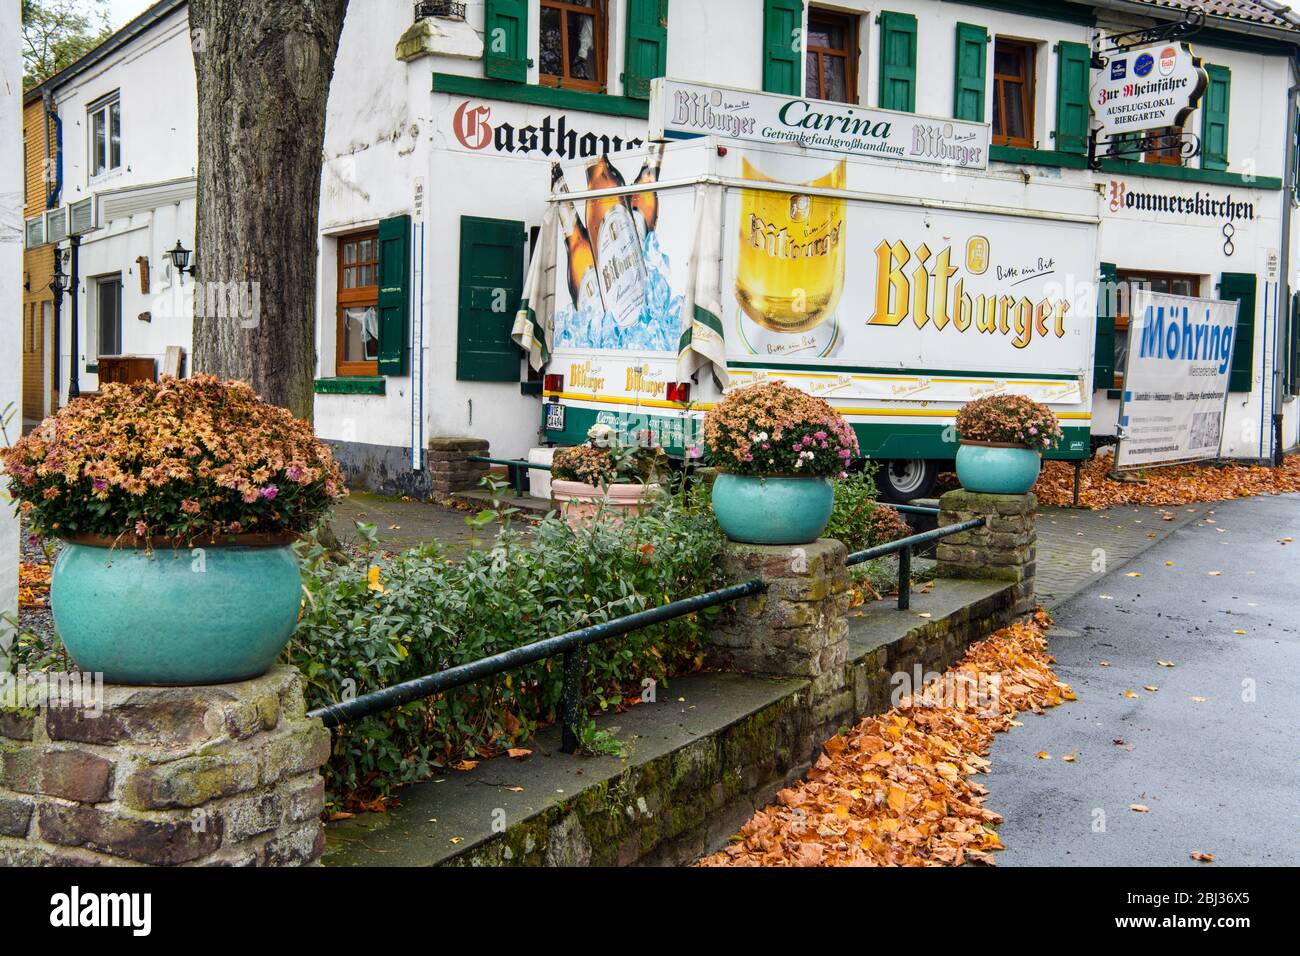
(735, 155, 847, 334)
(586, 154, 648, 330)
(630, 142, 665, 243)
(552, 164, 602, 312)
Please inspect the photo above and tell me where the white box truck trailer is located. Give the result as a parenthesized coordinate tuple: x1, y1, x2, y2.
(520, 136, 1102, 501)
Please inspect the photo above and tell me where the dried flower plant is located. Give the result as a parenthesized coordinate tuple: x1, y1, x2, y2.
(956, 394, 1063, 451)
(0, 376, 345, 543)
(703, 381, 858, 478)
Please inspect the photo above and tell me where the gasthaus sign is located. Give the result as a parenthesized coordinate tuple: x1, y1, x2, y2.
(1091, 42, 1207, 135)
(649, 78, 990, 170)
(1115, 289, 1239, 470)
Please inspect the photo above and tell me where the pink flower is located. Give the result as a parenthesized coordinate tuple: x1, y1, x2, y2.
(134, 520, 148, 536)
(839, 449, 851, 459)
(260, 485, 279, 500)
(802, 436, 813, 446)
(92, 478, 107, 492)
(815, 431, 827, 441)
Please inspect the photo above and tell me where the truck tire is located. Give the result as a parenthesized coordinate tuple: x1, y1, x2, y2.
(877, 459, 939, 503)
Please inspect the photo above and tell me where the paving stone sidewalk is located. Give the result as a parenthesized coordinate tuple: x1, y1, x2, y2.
(1034, 503, 1210, 609)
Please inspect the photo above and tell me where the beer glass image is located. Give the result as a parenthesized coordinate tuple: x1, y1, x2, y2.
(736, 155, 847, 334)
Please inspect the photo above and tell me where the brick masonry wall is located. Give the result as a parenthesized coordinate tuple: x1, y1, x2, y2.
(0, 666, 329, 867)
(708, 539, 852, 753)
(427, 437, 490, 498)
(936, 490, 1037, 617)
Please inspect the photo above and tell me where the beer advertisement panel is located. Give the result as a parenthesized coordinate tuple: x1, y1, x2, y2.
(720, 148, 1097, 406)
(1114, 290, 1238, 469)
(546, 143, 1097, 414)
(651, 78, 990, 171)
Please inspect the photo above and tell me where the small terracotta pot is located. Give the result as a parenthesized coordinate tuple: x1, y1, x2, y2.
(551, 480, 660, 529)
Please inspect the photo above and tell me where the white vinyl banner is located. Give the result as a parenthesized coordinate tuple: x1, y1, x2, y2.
(651, 79, 991, 171)
(1115, 289, 1238, 469)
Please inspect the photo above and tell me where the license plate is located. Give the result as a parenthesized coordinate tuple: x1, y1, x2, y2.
(545, 403, 566, 432)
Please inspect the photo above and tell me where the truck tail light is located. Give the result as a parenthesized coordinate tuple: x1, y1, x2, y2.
(544, 374, 564, 393)
(667, 382, 691, 403)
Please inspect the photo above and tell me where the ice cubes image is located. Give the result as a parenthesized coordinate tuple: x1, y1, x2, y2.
(555, 233, 683, 352)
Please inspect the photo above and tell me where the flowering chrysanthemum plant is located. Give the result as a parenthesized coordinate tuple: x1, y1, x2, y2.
(703, 381, 859, 478)
(955, 394, 1064, 452)
(0, 376, 346, 545)
(551, 424, 665, 486)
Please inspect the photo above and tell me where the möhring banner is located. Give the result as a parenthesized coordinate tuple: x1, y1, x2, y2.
(649, 78, 990, 171)
(1115, 289, 1238, 469)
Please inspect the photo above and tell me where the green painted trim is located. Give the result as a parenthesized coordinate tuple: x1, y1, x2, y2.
(314, 376, 386, 396)
(520, 381, 543, 396)
(85, 363, 98, 373)
(545, 403, 1091, 462)
(989, 145, 1089, 169)
(431, 73, 650, 119)
(945, 0, 1093, 28)
(728, 360, 1079, 382)
(1097, 158, 1281, 190)
(989, 145, 1283, 190)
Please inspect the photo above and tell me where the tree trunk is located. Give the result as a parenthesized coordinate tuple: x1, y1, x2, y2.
(190, 0, 349, 421)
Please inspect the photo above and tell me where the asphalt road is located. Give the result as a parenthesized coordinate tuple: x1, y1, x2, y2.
(987, 494, 1300, 866)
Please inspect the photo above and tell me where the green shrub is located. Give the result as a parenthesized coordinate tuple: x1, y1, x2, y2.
(825, 467, 909, 550)
(288, 486, 724, 809)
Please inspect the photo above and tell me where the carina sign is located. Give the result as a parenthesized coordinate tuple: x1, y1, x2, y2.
(649, 78, 990, 171)
(1090, 42, 1207, 136)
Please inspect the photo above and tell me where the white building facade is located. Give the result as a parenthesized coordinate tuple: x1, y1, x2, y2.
(313, 0, 1300, 495)
(24, 0, 196, 409)
(23, 0, 1300, 497)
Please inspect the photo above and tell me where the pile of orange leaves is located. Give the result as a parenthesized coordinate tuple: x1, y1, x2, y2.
(699, 611, 1072, 867)
(1034, 450, 1300, 509)
(18, 562, 51, 609)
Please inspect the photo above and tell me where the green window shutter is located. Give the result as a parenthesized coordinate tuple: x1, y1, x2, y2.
(762, 0, 803, 95)
(1219, 272, 1256, 393)
(878, 11, 917, 112)
(1095, 261, 1118, 390)
(1201, 64, 1230, 171)
(1054, 41, 1091, 155)
(377, 215, 411, 377)
(457, 216, 526, 383)
(624, 0, 669, 99)
(484, 0, 529, 83)
(953, 23, 988, 122)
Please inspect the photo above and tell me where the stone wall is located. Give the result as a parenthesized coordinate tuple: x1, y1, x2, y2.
(935, 490, 1037, 618)
(0, 666, 329, 867)
(427, 437, 490, 498)
(325, 436, 490, 498)
(707, 539, 852, 751)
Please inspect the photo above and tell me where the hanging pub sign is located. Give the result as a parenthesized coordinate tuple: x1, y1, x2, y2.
(649, 78, 991, 171)
(1090, 42, 1207, 136)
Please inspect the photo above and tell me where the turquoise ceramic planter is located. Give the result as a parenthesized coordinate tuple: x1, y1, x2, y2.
(955, 443, 1043, 495)
(51, 541, 303, 685)
(711, 474, 835, 545)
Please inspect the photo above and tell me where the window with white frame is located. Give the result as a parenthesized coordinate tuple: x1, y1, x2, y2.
(88, 93, 121, 178)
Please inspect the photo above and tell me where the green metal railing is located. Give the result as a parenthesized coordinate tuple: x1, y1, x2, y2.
(306, 510, 985, 750)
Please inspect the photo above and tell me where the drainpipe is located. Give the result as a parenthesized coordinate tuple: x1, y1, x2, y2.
(1275, 52, 1300, 465)
(42, 91, 62, 210)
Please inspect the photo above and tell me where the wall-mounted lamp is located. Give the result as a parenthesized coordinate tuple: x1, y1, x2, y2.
(167, 240, 196, 281)
(49, 257, 67, 297)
